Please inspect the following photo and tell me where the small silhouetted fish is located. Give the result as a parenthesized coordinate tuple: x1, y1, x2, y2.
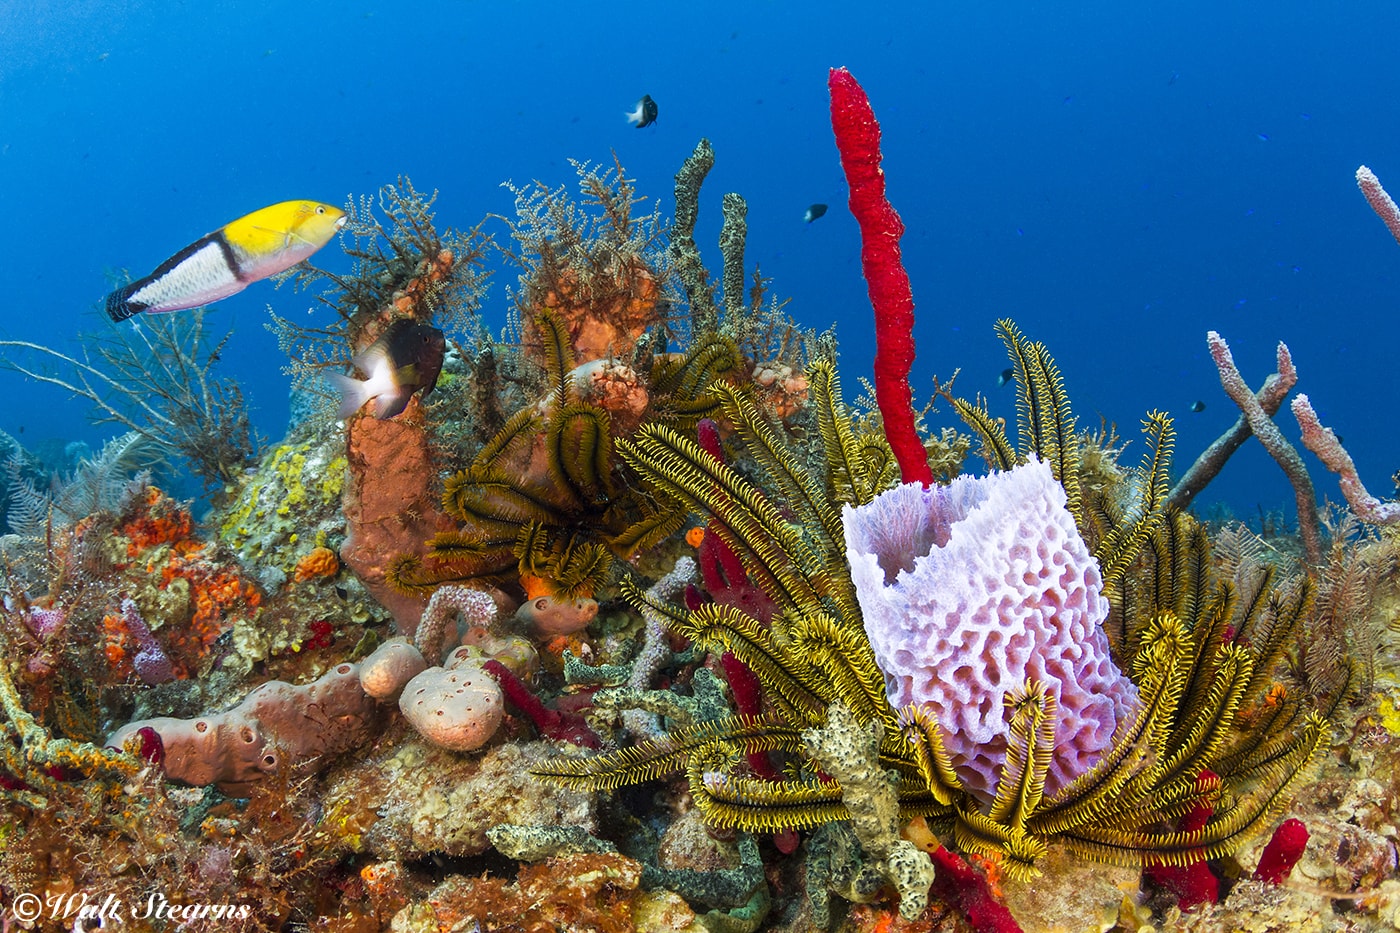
(627, 94, 658, 128)
(1190, 400, 1206, 413)
(1257, 133, 1270, 142)
(1168, 70, 1178, 85)
(327, 320, 447, 419)
(804, 203, 828, 223)
(997, 368, 1015, 387)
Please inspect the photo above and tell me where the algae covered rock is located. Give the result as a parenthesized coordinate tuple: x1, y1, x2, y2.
(320, 736, 595, 859)
(999, 843, 1139, 933)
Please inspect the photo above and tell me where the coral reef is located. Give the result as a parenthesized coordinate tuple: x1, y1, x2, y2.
(5, 69, 1400, 933)
(318, 739, 596, 861)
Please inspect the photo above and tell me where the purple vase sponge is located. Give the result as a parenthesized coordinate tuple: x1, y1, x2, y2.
(843, 457, 1139, 802)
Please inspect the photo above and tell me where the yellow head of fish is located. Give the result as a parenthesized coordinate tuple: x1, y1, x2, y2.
(222, 199, 347, 259)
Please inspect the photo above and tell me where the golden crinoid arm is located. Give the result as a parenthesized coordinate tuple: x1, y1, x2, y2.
(995, 319, 1081, 514)
(988, 681, 1056, 834)
(512, 522, 612, 598)
(783, 608, 896, 732)
(934, 681, 1059, 882)
(897, 704, 965, 808)
(952, 804, 1048, 883)
(609, 496, 689, 557)
(1236, 578, 1314, 708)
(1059, 711, 1326, 870)
(460, 407, 544, 487)
(1094, 411, 1175, 589)
(532, 306, 577, 405)
(1028, 614, 1189, 837)
(951, 394, 1018, 472)
(712, 380, 865, 621)
(808, 358, 881, 506)
(649, 334, 743, 403)
(689, 766, 852, 834)
(1153, 644, 1254, 797)
(545, 403, 614, 508)
(530, 715, 805, 791)
(678, 601, 829, 723)
(442, 464, 569, 528)
(715, 384, 847, 565)
(384, 546, 516, 596)
(617, 424, 824, 616)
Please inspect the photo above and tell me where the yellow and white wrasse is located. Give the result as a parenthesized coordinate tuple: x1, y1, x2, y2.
(104, 200, 346, 322)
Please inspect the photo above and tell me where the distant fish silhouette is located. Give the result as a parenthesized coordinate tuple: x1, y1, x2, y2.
(1189, 400, 1206, 413)
(996, 368, 1015, 388)
(626, 95, 658, 128)
(803, 203, 828, 223)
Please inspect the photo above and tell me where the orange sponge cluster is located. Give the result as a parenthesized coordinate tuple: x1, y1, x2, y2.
(294, 545, 341, 583)
(120, 487, 194, 557)
(161, 553, 262, 659)
(102, 610, 134, 671)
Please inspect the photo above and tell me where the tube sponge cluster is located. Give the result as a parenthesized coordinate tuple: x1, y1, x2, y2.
(843, 458, 1139, 801)
(108, 663, 380, 796)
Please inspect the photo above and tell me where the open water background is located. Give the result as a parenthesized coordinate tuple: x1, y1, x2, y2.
(2, 0, 1398, 524)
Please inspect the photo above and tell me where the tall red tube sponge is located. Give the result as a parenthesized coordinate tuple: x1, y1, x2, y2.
(828, 66, 933, 487)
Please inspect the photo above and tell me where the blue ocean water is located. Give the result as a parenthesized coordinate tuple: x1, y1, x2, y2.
(2, 1, 1397, 523)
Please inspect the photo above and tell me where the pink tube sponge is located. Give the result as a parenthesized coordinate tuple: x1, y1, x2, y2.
(843, 458, 1139, 801)
(107, 663, 380, 795)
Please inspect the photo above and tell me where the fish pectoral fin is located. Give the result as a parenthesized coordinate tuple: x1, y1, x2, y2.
(249, 223, 310, 249)
(374, 391, 409, 420)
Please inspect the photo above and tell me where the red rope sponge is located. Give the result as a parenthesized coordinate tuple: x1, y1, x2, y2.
(828, 66, 932, 487)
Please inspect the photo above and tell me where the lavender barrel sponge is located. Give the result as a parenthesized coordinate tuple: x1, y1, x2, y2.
(843, 458, 1139, 802)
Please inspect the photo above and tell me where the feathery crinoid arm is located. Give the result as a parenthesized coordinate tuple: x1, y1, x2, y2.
(952, 395, 1017, 472)
(1094, 411, 1175, 589)
(618, 424, 825, 617)
(810, 358, 883, 506)
(530, 715, 805, 791)
(995, 319, 1081, 513)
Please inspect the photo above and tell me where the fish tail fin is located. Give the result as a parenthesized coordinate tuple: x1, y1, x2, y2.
(325, 371, 371, 419)
(104, 282, 146, 322)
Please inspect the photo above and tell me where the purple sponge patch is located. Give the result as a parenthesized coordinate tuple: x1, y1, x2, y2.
(844, 458, 1139, 802)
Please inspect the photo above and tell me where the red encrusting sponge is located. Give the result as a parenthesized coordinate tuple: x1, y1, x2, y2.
(1254, 818, 1309, 885)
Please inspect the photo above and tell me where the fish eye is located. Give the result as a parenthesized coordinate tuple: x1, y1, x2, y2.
(315, 205, 326, 214)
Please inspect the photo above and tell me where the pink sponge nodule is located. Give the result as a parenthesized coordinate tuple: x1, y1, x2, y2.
(844, 457, 1140, 802)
